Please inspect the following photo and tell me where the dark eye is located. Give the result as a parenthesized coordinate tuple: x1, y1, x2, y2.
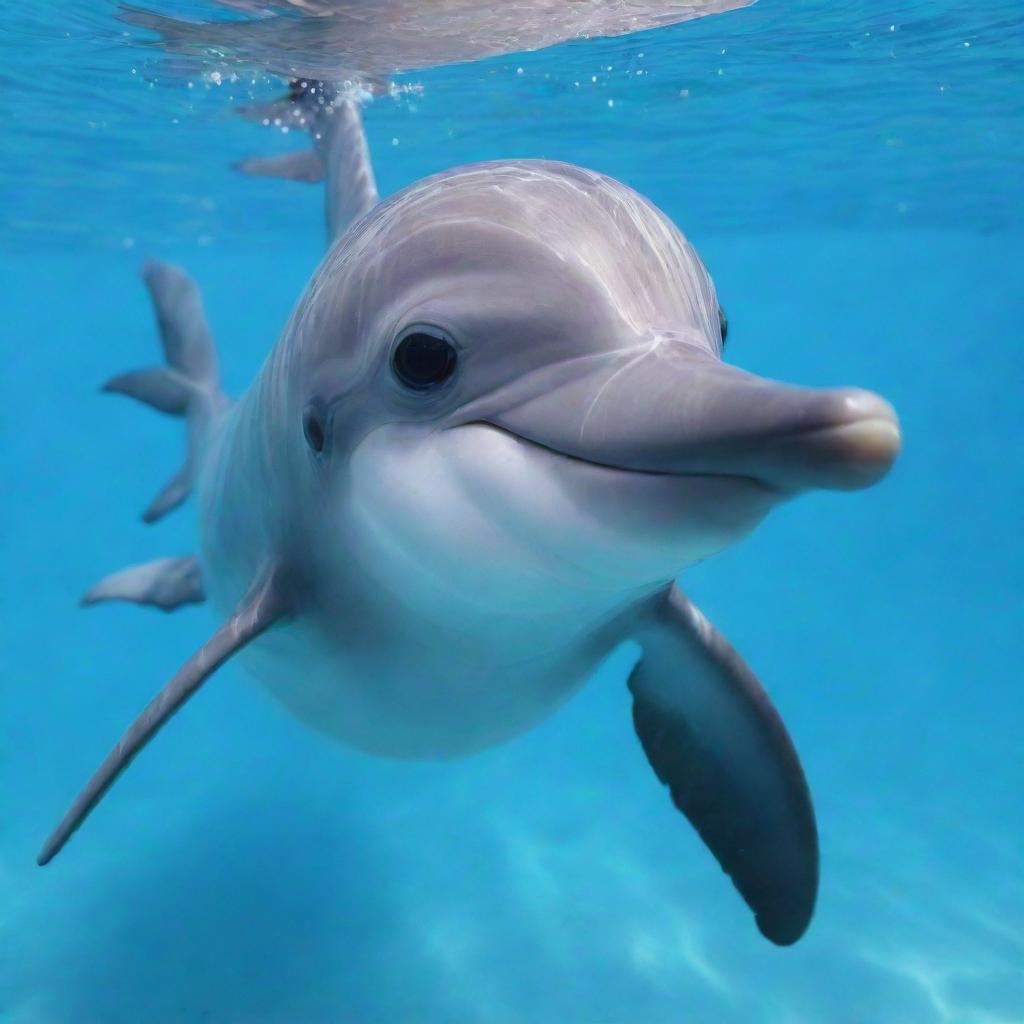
(718, 307, 728, 346)
(302, 404, 326, 454)
(392, 327, 458, 391)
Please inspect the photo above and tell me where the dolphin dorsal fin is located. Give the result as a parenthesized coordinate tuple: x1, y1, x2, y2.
(37, 569, 291, 866)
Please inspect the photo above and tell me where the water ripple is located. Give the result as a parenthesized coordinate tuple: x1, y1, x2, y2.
(1, 1, 1021, 248)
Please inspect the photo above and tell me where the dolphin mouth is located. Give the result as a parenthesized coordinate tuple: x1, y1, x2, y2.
(462, 420, 783, 495)
(767, 413, 902, 491)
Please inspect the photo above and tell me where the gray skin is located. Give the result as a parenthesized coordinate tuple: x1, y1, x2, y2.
(122, 0, 754, 82)
(39, 89, 900, 948)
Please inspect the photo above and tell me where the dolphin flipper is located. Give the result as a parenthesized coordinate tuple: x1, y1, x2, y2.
(38, 568, 291, 866)
(82, 556, 205, 612)
(629, 584, 818, 946)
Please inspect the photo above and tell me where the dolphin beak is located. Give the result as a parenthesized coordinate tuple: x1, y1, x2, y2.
(484, 343, 901, 493)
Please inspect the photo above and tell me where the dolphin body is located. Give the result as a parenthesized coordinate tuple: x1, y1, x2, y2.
(121, 0, 755, 82)
(39, 84, 900, 947)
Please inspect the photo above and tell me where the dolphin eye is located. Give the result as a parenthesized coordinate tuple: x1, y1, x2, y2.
(718, 307, 728, 347)
(392, 326, 458, 391)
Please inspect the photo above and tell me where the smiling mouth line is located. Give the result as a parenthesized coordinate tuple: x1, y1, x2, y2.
(457, 420, 783, 495)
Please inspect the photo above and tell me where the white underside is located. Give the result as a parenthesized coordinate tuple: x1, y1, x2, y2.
(233, 611, 613, 759)
(200, 420, 775, 759)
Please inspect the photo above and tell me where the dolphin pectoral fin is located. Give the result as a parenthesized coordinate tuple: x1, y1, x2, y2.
(81, 556, 205, 612)
(37, 569, 291, 866)
(629, 584, 818, 946)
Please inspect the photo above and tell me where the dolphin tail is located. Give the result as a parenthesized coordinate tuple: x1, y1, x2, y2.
(234, 81, 379, 242)
(103, 260, 228, 523)
(37, 567, 291, 866)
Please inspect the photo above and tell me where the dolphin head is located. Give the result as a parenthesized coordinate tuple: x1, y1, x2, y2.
(283, 161, 900, 610)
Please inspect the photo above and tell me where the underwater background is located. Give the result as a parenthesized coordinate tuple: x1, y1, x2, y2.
(3, 1, 1022, 1021)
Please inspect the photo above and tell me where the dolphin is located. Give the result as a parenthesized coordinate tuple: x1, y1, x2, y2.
(121, 0, 754, 82)
(38, 85, 900, 947)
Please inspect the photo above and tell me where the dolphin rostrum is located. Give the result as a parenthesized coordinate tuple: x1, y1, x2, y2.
(39, 85, 901, 947)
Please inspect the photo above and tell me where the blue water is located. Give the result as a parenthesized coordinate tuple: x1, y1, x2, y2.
(4, 3, 1023, 1022)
